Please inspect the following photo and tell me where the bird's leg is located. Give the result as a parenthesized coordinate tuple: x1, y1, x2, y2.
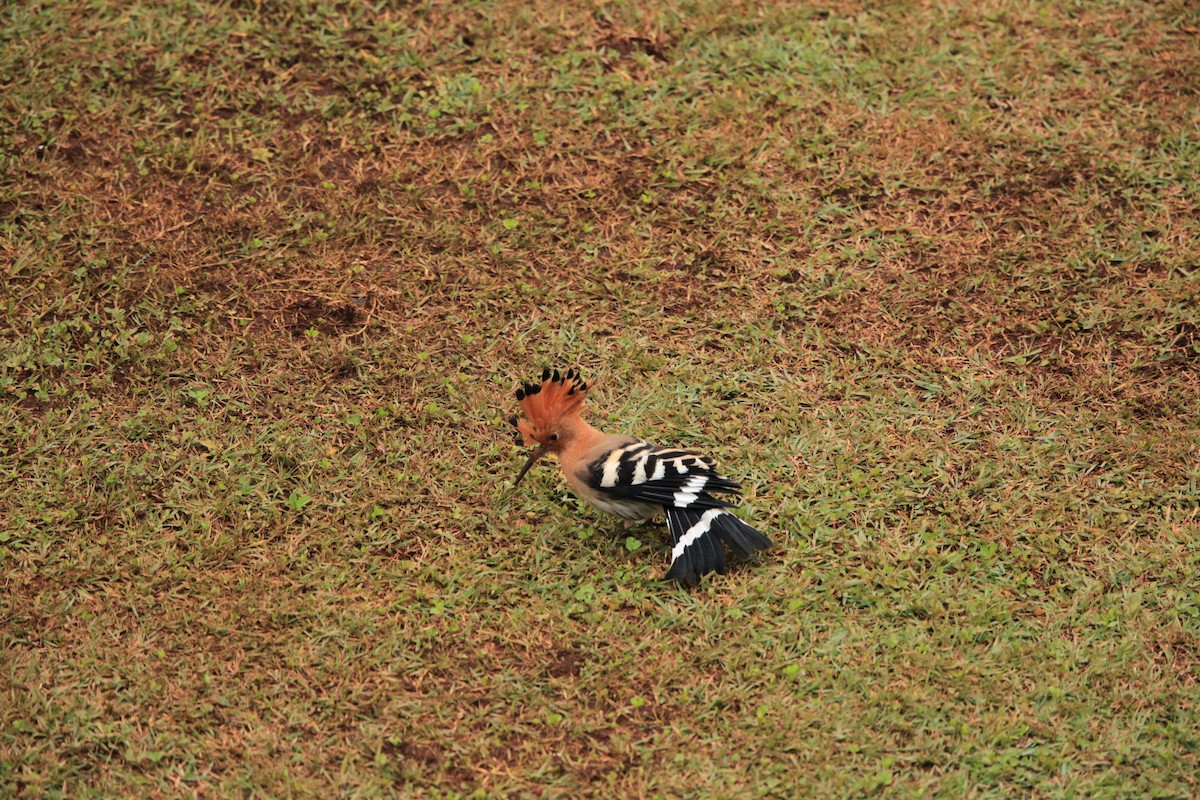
(610, 516, 664, 540)
(603, 518, 635, 540)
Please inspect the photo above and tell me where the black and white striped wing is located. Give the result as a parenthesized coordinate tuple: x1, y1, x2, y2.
(584, 441, 742, 511)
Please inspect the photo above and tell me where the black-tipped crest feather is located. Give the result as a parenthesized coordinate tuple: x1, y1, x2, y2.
(511, 367, 589, 443)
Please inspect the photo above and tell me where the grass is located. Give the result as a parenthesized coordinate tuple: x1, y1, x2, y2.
(2, 0, 1199, 796)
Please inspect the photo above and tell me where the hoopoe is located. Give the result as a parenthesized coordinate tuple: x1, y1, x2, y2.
(509, 368, 772, 587)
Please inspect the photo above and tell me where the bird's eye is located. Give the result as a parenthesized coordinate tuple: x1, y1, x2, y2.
(549, 433, 558, 441)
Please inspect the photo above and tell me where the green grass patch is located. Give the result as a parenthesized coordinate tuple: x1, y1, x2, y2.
(3, 0, 1199, 796)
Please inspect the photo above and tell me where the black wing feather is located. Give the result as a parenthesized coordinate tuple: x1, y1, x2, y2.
(587, 442, 742, 511)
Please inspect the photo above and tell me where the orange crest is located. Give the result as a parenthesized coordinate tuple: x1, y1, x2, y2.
(510, 367, 588, 444)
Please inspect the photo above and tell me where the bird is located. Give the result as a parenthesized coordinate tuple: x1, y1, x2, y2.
(508, 367, 772, 587)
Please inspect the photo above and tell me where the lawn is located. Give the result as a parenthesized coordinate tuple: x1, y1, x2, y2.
(2, 0, 1199, 797)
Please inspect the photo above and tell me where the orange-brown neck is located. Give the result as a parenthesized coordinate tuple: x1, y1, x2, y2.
(555, 416, 606, 472)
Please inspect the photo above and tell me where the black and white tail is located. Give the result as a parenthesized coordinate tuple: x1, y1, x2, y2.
(664, 507, 773, 588)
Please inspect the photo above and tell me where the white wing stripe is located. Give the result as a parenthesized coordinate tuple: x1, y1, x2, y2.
(631, 449, 654, 484)
(600, 445, 631, 487)
(673, 474, 708, 507)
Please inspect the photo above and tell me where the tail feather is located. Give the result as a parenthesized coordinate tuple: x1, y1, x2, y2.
(700, 523, 726, 576)
(713, 514, 773, 559)
(665, 509, 718, 588)
(664, 507, 772, 587)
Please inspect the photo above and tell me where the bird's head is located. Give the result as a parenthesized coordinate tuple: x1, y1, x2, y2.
(509, 367, 589, 486)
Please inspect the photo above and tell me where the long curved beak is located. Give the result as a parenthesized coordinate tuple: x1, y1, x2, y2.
(513, 443, 553, 487)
